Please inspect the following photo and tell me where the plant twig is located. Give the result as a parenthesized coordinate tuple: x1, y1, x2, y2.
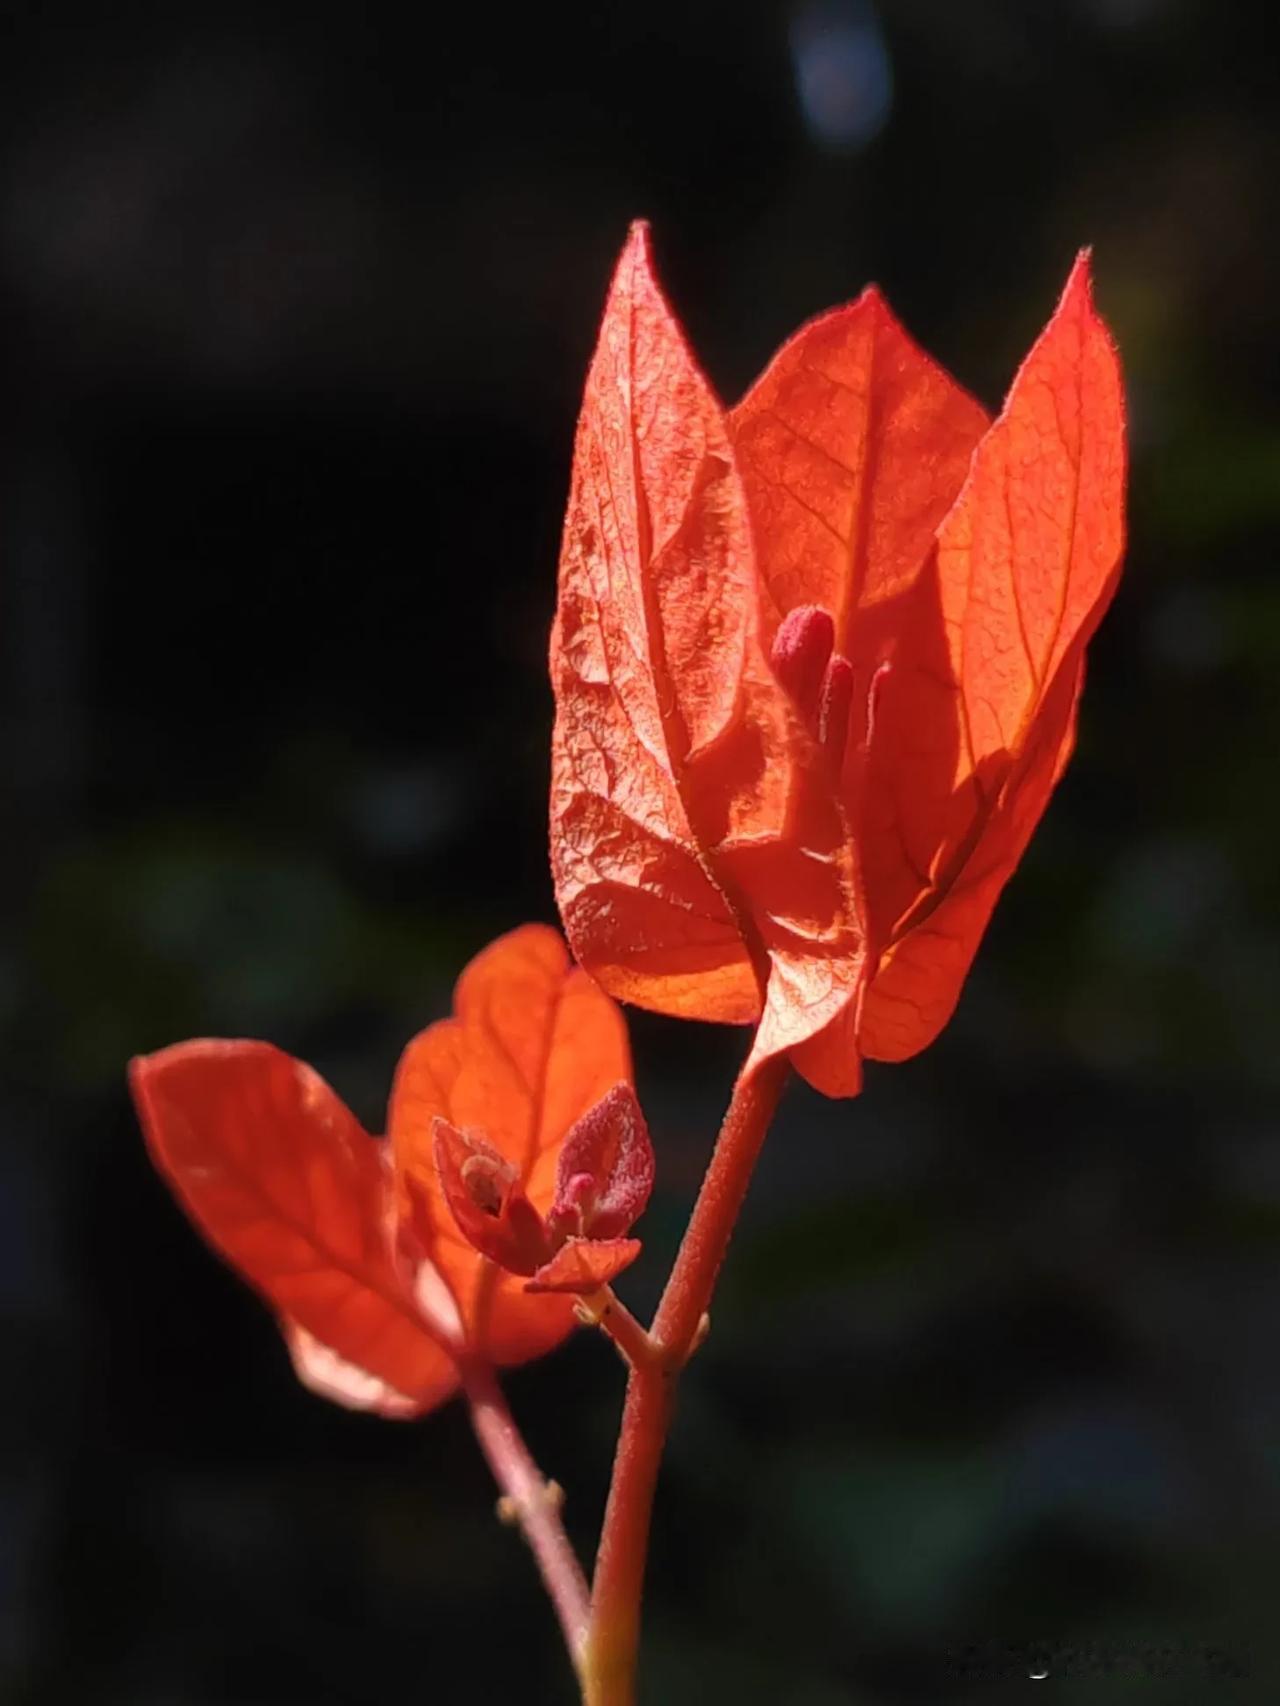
(462, 1360, 591, 1675)
(577, 1287, 660, 1369)
(581, 1049, 791, 1705)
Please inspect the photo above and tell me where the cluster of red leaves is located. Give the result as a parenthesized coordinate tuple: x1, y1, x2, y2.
(550, 224, 1126, 1097)
(129, 925, 651, 1416)
(131, 227, 1126, 1418)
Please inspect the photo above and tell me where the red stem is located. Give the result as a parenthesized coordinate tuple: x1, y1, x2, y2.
(582, 1287, 661, 1370)
(462, 1360, 591, 1675)
(581, 1050, 790, 1704)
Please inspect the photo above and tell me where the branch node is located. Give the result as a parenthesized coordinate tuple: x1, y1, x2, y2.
(684, 1311, 711, 1364)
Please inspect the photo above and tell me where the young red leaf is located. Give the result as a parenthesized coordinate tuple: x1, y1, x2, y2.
(550, 222, 867, 1086)
(770, 605, 836, 728)
(525, 1237, 643, 1295)
(548, 1082, 653, 1242)
(389, 923, 633, 1365)
(433, 1116, 552, 1276)
(129, 1040, 459, 1418)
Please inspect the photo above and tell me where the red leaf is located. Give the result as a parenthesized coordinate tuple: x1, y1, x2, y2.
(548, 235, 1124, 1092)
(856, 252, 1126, 1063)
(129, 1041, 458, 1416)
(284, 1322, 425, 1419)
(550, 223, 867, 1082)
(525, 1237, 643, 1295)
(548, 1082, 654, 1241)
(432, 1116, 552, 1276)
(730, 283, 991, 985)
(389, 923, 632, 1365)
(731, 284, 990, 666)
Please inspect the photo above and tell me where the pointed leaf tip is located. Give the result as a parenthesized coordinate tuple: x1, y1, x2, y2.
(855, 281, 891, 319)
(618, 219, 657, 287)
(1058, 248, 1096, 316)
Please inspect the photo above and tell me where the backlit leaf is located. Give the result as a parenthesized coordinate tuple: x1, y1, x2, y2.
(550, 223, 867, 1086)
(130, 1040, 458, 1416)
(731, 285, 990, 662)
(859, 253, 1126, 1060)
(389, 923, 631, 1364)
(731, 286, 991, 976)
(285, 1322, 426, 1419)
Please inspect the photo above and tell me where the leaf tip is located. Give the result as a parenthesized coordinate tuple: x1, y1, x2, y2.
(856, 280, 890, 318)
(619, 218, 657, 285)
(1059, 247, 1097, 317)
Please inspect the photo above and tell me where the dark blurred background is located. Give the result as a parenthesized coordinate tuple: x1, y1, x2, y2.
(2, 1, 1277, 1701)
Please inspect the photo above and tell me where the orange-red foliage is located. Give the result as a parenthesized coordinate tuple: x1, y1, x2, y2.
(551, 226, 1126, 1096)
(131, 924, 632, 1416)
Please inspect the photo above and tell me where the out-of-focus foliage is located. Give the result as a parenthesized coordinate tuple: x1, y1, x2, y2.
(1, 2, 1276, 1702)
